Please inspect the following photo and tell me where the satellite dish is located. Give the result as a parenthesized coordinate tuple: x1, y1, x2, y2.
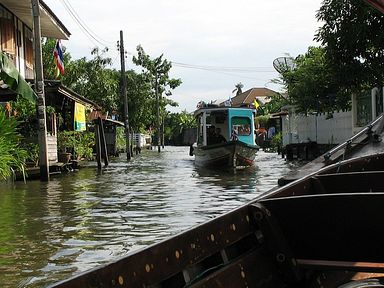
(273, 57, 295, 74)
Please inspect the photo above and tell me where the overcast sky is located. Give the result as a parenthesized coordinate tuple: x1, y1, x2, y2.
(43, 0, 323, 113)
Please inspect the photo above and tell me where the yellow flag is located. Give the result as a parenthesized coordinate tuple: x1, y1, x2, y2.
(74, 102, 86, 131)
(253, 99, 260, 109)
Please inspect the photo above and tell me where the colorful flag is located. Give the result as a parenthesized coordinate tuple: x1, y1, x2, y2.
(74, 102, 86, 131)
(53, 40, 64, 77)
(253, 99, 260, 109)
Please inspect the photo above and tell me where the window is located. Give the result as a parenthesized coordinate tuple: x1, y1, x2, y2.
(231, 117, 251, 136)
(24, 28, 34, 69)
(0, 7, 16, 58)
(356, 91, 372, 127)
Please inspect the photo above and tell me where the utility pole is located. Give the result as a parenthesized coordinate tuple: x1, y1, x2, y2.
(31, 0, 49, 181)
(155, 72, 161, 153)
(119, 30, 131, 160)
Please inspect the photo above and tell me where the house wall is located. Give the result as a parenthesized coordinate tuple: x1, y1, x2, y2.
(282, 87, 384, 147)
(282, 111, 352, 146)
(0, 4, 33, 78)
(47, 134, 58, 163)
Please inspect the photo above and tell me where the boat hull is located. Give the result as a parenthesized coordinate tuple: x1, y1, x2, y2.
(193, 140, 258, 168)
(48, 153, 384, 288)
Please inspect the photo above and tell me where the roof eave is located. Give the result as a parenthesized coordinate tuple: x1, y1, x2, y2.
(0, 0, 70, 40)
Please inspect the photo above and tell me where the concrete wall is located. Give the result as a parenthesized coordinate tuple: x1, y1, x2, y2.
(282, 111, 352, 146)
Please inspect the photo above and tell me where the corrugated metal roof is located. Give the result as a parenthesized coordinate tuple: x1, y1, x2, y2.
(0, 0, 70, 39)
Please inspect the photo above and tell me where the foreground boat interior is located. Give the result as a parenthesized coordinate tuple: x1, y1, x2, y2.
(49, 152, 384, 288)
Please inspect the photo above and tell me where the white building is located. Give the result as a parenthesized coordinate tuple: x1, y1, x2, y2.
(282, 87, 384, 147)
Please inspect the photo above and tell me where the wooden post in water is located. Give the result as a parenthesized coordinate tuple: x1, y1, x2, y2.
(95, 120, 102, 169)
(155, 72, 161, 153)
(99, 117, 109, 167)
(31, 0, 49, 181)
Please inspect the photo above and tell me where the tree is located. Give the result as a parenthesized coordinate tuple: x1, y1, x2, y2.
(277, 46, 350, 114)
(232, 82, 244, 95)
(63, 48, 120, 114)
(42, 38, 71, 79)
(132, 45, 182, 103)
(315, 0, 384, 91)
(163, 110, 196, 145)
(132, 45, 182, 146)
(262, 93, 290, 115)
(125, 70, 155, 132)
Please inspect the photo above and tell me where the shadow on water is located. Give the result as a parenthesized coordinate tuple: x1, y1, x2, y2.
(0, 146, 298, 288)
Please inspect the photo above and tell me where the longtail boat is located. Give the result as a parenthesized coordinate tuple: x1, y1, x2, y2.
(49, 146, 384, 287)
(190, 104, 259, 168)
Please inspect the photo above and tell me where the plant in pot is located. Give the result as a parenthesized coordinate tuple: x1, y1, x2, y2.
(57, 131, 95, 162)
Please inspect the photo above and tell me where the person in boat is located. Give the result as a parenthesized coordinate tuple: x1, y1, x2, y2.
(207, 125, 216, 145)
(231, 129, 238, 141)
(214, 127, 227, 143)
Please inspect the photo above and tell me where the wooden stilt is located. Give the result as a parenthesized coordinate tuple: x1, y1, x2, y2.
(99, 117, 109, 167)
(95, 120, 102, 169)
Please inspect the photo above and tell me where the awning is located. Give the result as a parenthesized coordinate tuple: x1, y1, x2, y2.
(0, 0, 70, 40)
(0, 52, 37, 103)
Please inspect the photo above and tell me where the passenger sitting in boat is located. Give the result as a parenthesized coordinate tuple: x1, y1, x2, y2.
(207, 125, 216, 145)
(214, 128, 227, 143)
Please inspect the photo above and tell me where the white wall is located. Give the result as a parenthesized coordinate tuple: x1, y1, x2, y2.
(282, 111, 352, 146)
(282, 87, 384, 147)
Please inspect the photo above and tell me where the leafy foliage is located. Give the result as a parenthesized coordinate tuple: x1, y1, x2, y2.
(315, 0, 384, 91)
(132, 45, 182, 132)
(277, 47, 351, 114)
(258, 93, 290, 115)
(232, 83, 244, 95)
(42, 40, 183, 139)
(57, 131, 95, 160)
(42, 38, 72, 79)
(163, 111, 196, 145)
(64, 48, 120, 114)
(0, 109, 28, 180)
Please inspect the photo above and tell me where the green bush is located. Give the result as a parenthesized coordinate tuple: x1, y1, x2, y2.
(255, 115, 269, 128)
(116, 126, 126, 152)
(0, 109, 28, 180)
(271, 132, 282, 152)
(57, 131, 95, 160)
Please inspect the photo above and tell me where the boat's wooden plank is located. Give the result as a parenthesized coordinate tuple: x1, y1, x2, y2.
(259, 193, 384, 264)
(317, 154, 384, 175)
(314, 171, 384, 193)
(49, 206, 259, 288)
(279, 151, 384, 185)
(297, 259, 384, 272)
(189, 249, 285, 288)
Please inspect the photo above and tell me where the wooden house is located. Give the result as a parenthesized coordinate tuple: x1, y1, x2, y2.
(0, 0, 101, 167)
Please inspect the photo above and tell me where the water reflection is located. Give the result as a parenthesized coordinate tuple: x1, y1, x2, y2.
(0, 147, 296, 288)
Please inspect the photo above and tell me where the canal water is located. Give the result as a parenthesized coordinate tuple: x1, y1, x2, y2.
(0, 146, 298, 288)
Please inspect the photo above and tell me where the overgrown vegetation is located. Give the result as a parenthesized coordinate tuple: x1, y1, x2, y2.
(0, 109, 28, 180)
(57, 131, 95, 160)
(42, 40, 182, 135)
(274, 0, 384, 115)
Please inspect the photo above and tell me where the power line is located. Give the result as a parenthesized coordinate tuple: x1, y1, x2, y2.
(58, 0, 111, 48)
(171, 62, 276, 73)
(171, 61, 277, 81)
